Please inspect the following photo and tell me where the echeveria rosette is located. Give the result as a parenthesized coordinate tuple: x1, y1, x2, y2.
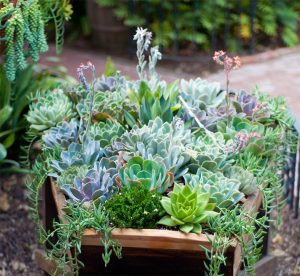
(61, 158, 119, 205)
(232, 91, 271, 121)
(183, 170, 244, 210)
(50, 139, 104, 174)
(42, 119, 81, 149)
(118, 156, 174, 194)
(27, 89, 76, 133)
(90, 119, 125, 148)
(94, 74, 126, 92)
(157, 183, 218, 234)
(224, 165, 257, 195)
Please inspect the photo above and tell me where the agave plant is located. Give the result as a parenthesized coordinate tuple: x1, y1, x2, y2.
(42, 120, 81, 149)
(157, 183, 218, 233)
(184, 170, 244, 210)
(27, 89, 75, 133)
(61, 157, 118, 204)
(136, 81, 174, 124)
(118, 156, 174, 193)
(51, 139, 103, 174)
(224, 165, 257, 195)
(90, 120, 125, 148)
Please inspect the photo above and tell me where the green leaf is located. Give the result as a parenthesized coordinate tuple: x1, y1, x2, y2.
(192, 224, 202, 234)
(3, 133, 15, 149)
(179, 223, 193, 233)
(124, 110, 137, 128)
(157, 215, 177, 227)
(160, 198, 173, 215)
(0, 105, 12, 128)
(0, 143, 7, 160)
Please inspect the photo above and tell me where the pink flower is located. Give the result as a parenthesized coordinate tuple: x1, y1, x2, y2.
(213, 50, 241, 74)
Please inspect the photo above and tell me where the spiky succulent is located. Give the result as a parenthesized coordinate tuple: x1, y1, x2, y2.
(90, 120, 125, 148)
(157, 183, 218, 233)
(224, 165, 257, 195)
(51, 139, 103, 174)
(137, 81, 173, 124)
(61, 157, 118, 204)
(27, 89, 75, 133)
(184, 170, 244, 210)
(118, 156, 174, 193)
(42, 120, 81, 149)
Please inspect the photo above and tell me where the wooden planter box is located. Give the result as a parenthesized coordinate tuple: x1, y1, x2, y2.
(37, 177, 263, 276)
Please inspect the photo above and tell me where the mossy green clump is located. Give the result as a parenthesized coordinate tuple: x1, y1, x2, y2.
(105, 186, 165, 229)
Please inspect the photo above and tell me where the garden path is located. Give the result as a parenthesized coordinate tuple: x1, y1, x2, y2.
(43, 45, 300, 119)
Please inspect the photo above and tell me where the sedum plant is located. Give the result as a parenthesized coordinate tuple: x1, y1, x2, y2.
(105, 186, 165, 229)
(158, 183, 218, 233)
(61, 157, 118, 205)
(119, 156, 174, 194)
(27, 89, 75, 133)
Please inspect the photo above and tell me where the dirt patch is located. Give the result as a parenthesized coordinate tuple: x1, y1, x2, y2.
(272, 206, 300, 275)
(0, 174, 42, 276)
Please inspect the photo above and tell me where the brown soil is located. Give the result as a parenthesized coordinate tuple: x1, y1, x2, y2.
(0, 174, 42, 276)
(272, 206, 300, 276)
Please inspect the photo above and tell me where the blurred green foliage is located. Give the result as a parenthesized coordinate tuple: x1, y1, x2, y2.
(97, 0, 300, 52)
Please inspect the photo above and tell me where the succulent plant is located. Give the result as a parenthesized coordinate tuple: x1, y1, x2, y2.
(157, 183, 218, 233)
(184, 170, 244, 210)
(61, 157, 119, 204)
(191, 134, 231, 173)
(120, 117, 192, 179)
(137, 81, 173, 124)
(42, 120, 81, 149)
(94, 74, 126, 93)
(224, 165, 257, 195)
(77, 90, 136, 124)
(121, 117, 191, 153)
(51, 139, 104, 174)
(90, 120, 125, 148)
(27, 89, 75, 133)
(118, 156, 174, 193)
(180, 78, 225, 109)
(232, 91, 271, 120)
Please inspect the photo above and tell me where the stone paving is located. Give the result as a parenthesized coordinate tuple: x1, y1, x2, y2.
(42, 45, 300, 119)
